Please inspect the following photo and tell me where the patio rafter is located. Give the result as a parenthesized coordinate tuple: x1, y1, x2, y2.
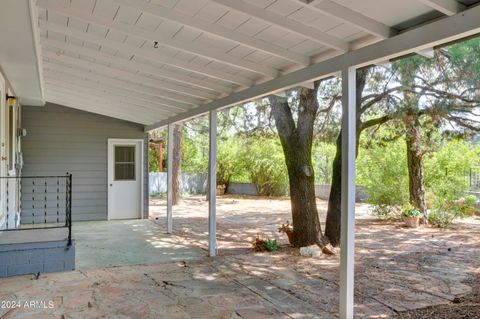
(419, 0, 466, 15)
(43, 64, 197, 110)
(42, 50, 211, 103)
(45, 84, 176, 118)
(46, 95, 154, 124)
(44, 77, 189, 113)
(41, 38, 233, 95)
(43, 73, 192, 113)
(209, 0, 349, 51)
(114, 0, 311, 66)
(290, 0, 396, 39)
(37, 0, 279, 78)
(145, 3, 480, 131)
(38, 20, 253, 88)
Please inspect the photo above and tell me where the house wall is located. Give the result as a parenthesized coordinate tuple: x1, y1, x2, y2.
(21, 103, 148, 221)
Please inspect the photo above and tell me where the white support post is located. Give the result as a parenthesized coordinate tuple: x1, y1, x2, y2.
(166, 124, 174, 234)
(208, 110, 217, 257)
(339, 67, 357, 319)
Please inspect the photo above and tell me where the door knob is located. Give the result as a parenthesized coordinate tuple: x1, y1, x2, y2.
(109, 184, 113, 186)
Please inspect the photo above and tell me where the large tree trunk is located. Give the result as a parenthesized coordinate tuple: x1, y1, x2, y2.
(405, 115, 427, 216)
(324, 132, 342, 246)
(172, 123, 183, 205)
(269, 86, 324, 247)
(399, 59, 427, 219)
(324, 70, 367, 246)
(283, 132, 322, 247)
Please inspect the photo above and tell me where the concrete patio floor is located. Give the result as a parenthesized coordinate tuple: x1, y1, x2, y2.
(0, 196, 478, 318)
(74, 220, 206, 269)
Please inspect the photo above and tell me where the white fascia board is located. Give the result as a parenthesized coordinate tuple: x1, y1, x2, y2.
(145, 4, 480, 132)
(28, 0, 45, 105)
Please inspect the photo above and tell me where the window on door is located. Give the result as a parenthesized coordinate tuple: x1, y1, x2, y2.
(114, 145, 136, 181)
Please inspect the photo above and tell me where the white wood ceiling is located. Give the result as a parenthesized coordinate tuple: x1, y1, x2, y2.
(34, 0, 475, 125)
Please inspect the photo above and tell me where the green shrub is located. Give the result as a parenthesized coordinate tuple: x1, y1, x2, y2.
(428, 196, 464, 228)
(244, 138, 288, 196)
(216, 137, 247, 190)
(263, 239, 280, 252)
(424, 140, 480, 200)
(150, 191, 166, 198)
(357, 138, 409, 206)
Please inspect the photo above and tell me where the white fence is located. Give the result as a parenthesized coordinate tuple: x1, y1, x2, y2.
(149, 172, 207, 195)
(149, 173, 368, 201)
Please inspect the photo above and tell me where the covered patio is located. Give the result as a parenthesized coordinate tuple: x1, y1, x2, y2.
(1, 195, 479, 318)
(1, 0, 480, 317)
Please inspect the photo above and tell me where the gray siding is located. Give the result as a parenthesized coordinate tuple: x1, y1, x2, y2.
(22, 103, 148, 221)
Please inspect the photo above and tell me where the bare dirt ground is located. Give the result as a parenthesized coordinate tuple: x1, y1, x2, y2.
(151, 195, 480, 318)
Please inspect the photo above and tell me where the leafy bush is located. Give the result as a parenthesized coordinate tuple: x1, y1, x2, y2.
(428, 196, 464, 228)
(455, 195, 479, 216)
(357, 138, 409, 206)
(216, 137, 247, 191)
(424, 140, 480, 201)
(244, 138, 288, 196)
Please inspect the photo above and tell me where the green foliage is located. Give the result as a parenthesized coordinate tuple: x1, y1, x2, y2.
(456, 195, 479, 216)
(216, 137, 247, 188)
(464, 195, 478, 206)
(312, 142, 337, 183)
(150, 191, 166, 198)
(427, 193, 472, 228)
(263, 239, 280, 252)
(401, 203, 422, 218)
(357, 137, 409, 206)
(243, 138, 288, 196)
(149, 147, 160, 172)
(424, 140, 480, 201)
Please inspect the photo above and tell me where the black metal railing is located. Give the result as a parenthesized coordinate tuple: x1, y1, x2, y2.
(1, 173, 72, 246)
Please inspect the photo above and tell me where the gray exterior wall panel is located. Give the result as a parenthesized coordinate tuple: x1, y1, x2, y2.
(22, 103, 149, 221)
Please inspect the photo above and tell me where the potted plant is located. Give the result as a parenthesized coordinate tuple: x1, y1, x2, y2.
(402, 205, 422, 228)
(278, 221, 294, 245)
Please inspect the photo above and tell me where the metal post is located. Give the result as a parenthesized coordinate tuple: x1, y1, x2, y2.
(339, 66, 357, 319)
(208, 110, 217, 257)
(167, 124, 174, 234)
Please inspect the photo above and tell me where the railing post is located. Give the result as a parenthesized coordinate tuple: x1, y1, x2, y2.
(66, 173, 72, 246)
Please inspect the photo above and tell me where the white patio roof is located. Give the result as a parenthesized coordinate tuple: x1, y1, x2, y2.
(4, 0, 480, 126)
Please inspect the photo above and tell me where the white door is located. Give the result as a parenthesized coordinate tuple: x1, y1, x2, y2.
(108, 139, 143, 220)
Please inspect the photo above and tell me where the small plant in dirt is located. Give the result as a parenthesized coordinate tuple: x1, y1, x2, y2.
(252, 236, 280, 252)
(278, 221, 294, 245)
(263, 239, 280, 252)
